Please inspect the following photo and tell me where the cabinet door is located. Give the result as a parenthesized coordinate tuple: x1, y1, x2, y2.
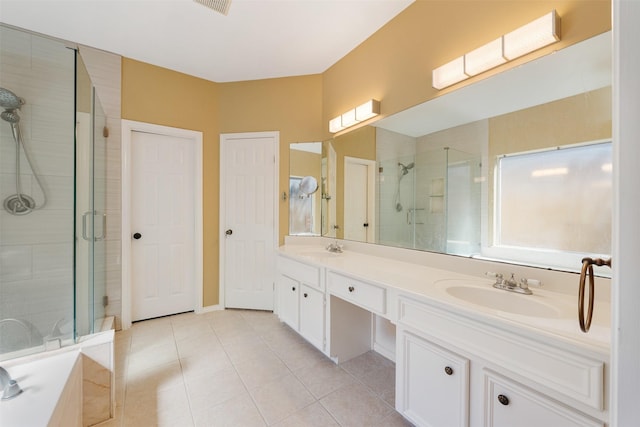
(277, 274, 299, 330)
(485, 373, 604, 427)
(299, 284, 325, 351)
(398, 331, 469, 427)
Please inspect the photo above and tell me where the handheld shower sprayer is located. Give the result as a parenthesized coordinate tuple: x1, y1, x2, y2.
(0, 87, 47, 215)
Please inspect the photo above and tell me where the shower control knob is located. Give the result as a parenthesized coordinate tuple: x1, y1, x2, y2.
(133, 232, 142, 240)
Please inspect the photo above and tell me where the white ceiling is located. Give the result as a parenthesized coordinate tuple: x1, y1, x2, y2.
(0, 0, 414, 83)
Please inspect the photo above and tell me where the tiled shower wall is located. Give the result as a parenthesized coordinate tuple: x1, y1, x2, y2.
(0, 26, 76, 349)
(376, 128, 416, 248)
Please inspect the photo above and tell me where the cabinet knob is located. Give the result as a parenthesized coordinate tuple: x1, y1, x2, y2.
(444, 366, 453, 375)
(497, 394, 510, 406)
(348, 286, 355, 292)
(303, 293, 308, 298)
(292, 286, 296, 291)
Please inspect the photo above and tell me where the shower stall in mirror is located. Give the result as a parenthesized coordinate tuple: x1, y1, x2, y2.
(376, 128, 481, 255)
(0, 24, 107, 361)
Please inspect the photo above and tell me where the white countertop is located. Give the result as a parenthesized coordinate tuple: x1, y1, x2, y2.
(277, 244, 610, 355)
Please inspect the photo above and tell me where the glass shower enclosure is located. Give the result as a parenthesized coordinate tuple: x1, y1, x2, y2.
(0, 24, 107, 360)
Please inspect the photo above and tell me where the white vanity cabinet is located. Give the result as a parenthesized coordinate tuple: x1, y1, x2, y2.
(276, 255, 325, 352)
(397, 331, 470, 427)
(396, 296, 607, 427)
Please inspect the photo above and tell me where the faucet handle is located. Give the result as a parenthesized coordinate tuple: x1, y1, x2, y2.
(520, 278, 542, 288)
(485, 272, 503, 283)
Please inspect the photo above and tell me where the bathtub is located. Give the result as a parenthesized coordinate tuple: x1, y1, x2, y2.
(0, 319, 115, 426)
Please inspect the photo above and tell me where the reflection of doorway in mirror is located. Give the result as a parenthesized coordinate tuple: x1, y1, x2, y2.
(344, 156, 376, 242)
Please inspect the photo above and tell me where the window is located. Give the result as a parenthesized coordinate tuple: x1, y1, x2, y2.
(289, 177, 315, 235)
(488, 141, 612, 270)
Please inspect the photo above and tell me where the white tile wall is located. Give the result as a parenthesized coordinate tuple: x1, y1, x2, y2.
(0, 26, 75, 353)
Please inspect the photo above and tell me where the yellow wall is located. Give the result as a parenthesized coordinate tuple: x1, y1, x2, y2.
(121, 1, 610, 308)
(121, 58, 221, 306)
(217, 74, 325, 244)
(122, 64, 323, 307)
(323, 0, 611, 134)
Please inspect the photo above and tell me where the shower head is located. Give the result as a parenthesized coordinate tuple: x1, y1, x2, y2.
(0, 87, 24, 110)
(398, 162, 415, 176)
(1, 109, 20, 124)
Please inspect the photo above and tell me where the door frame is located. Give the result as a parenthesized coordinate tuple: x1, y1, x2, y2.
(344, 156, 376, 243)
(219, 131, 279, 309)
(121, 120, 203, 329)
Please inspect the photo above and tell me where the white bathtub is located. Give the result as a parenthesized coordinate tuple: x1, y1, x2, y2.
(0, 322, 115, 426)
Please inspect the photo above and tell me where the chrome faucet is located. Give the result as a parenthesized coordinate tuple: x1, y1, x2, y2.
(486, 272, 540, 295)
(0, 366, 23, 400)
(326, 240, 343, 253)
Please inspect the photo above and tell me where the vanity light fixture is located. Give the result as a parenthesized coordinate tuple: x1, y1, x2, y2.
(329, 99, 380, 133)
(432, 10, 560, 90)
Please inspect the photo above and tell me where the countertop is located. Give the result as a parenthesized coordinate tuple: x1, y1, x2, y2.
(277, 244, 610, 355)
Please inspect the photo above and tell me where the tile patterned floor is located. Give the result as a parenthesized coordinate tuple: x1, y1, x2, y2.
(102, 309, 413, 426)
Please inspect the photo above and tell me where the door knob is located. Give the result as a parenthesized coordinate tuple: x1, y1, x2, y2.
(225, 229, 233, 236)
(133, 232, 142, 240)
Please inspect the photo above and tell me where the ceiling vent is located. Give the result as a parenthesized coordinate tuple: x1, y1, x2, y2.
(193, 0, 232, 16)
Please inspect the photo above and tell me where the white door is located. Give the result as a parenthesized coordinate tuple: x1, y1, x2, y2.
(221, 132, 278, 310)
(344, 156, 376, 242)
(130, 131, 196, 321)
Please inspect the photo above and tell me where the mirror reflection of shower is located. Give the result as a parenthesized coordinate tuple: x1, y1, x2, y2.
(0, 87, 47, 215)
(394, 161, 414, 211)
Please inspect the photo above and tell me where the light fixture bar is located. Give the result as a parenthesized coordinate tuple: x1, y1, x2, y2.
(464, 37, 506, 76)
(432, 10, 560, 90)
(355, 99, 380, 121)
(432, 56, 468, 90)
(503, 10, 559, 60)
(328, 99, 381, 133)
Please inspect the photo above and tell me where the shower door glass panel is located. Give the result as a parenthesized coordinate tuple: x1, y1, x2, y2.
(92, 91, 107, 332)
(0, 25, 75, 360)
(75, 53, 107, 337)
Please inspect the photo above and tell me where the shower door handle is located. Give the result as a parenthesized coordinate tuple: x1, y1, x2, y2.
(95, 212, 107, 241)
(82, 211, 91, 241)
(82, 211, 107, 241)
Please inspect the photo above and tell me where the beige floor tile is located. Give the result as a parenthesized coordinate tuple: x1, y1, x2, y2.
(113, 310, 412, 427)
(234, 351, 292, 390)
(191, 392, 266, 427)
(294, 358, 356, 399)
(371, 411, 415, 427)
(359, 364, 396, 397)
(272, 402, 339, 427)
(180, 350, 233, 379)
(271, 339, 328, 372)
(185, 366, 247, 410)
(221, 333, 273, 363)
(127, 341, 179, 374)
(123, 383, 192, 427)
(126, 360, 185, 395)
(320, 383, 394, 426)
(176, 332, 223, 359)
(340, 350, 394, 379)
(249, 373, 315, 425)
(261, 325, 306, 349)
(172, 320, 215, 342)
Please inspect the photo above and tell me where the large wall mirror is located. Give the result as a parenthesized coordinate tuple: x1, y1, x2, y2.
(291, 31, 611, 274)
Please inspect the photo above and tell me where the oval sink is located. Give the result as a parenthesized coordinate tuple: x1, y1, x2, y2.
(445, 285, 561, 318)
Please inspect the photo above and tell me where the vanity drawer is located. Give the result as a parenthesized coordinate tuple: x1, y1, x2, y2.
(278, 255, 322, 290)
(327, 272, 386, 314)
